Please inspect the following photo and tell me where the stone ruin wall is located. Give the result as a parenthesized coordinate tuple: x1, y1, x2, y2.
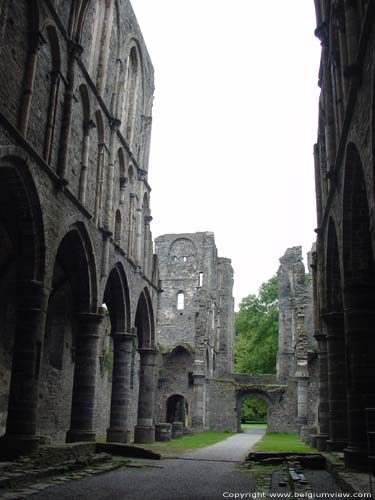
(154, 232, 235, 430)
(276, 246, 318, 442)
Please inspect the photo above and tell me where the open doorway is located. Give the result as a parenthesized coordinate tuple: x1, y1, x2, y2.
(237, 394, 269, 433)
(166, 394, 189, 428)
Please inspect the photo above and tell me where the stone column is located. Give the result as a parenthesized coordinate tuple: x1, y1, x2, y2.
(134, 348, 158, 443)
(344, 308, 375, 469)
(66, 312, 103, 443)
(0, 281, 48, 458)
(296, 368, 309, 432)
(323, 312, 348, 451)
(315, 333, 330, 451)
(107, 333, 135, 443)
(192, 360, 206, 431)
(344, 0, 359, 67)
(135, 206, 143, 267)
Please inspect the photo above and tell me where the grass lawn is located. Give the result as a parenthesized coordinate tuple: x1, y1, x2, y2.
(134, 430, 235, 457)
(252, 432, 317, 453)
(241, 423, 267, 430)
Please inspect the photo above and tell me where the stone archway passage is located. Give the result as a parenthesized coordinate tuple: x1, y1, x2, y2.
(166, 394, 188, 427)
(236, 390, 271, 433)
(0, 157, 47, 459)
(134, 288, 157, 444)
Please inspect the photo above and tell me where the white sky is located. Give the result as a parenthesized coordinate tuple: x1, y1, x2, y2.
(130, 0, 322, 308)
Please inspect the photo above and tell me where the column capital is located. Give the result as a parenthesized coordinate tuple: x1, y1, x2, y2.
(112, 332, 136, 349)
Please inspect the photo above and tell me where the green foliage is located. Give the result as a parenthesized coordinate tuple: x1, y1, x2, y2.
(241, 398, 268, 422)
(104, 349, 113, 372)
(234, 275, 279, 374)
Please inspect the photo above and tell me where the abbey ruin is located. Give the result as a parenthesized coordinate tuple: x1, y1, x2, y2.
(0, 0, 374, 481)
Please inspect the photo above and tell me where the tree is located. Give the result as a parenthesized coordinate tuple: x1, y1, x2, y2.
(234, 275, 278, 374)
(241, 397, 268, 423)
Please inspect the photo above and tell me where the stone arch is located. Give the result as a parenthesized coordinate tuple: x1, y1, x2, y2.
(51, 222, 98, 313)
(103, 263, 130, 334)
(41, 23, 62, 166)
(169, 343, 195, 357)
(168, 238, 197, 276)
(135, 287, 155, 349)
(37, 222, 99, 442)
(236, 389, 272, 433)
(166, 394, 189, 427)
(0, 151, 45, 280)
(341, 142, 375, 468)
(0, 152, 45, 439)
(122, 40, 144, 147)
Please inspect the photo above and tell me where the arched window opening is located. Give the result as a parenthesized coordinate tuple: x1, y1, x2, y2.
(114, 210, 122, 245)
(128, 164, 135, 184)
(177, 292, 184, 311)
(118, 148, 126, 205)
(123, 46, 140, 147)
(198, 272, 203, 287)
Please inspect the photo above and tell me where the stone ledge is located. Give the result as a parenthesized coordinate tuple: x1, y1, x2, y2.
(324, 453, 372, 496)
(96, 442, 161, 460)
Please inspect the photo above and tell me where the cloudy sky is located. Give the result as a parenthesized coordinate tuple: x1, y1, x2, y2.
(130, 0, 322, 308)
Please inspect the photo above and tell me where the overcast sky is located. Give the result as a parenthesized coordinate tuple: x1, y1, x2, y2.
(130, 0, 321, 308)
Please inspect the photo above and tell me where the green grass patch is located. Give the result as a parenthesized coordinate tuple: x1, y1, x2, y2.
(134, 431, 235, 457)
(252, 432, 317, 453)
(241, 423, 267, 430)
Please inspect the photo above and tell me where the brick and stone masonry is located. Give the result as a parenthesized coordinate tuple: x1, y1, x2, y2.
(0, 0, 158, 456)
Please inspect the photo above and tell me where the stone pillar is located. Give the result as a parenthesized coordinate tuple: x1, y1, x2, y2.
(135, 206, 143, 267)
(192, 360, 206, 431)
(66, 312, 103, 443)
(344, 308, 375, 469)
(0, 281, 48, 458)
(323, 312, 348, 451)
(107, 333, 135, 443)
(134, 348, 158, 443)
(296, 370, 309, 432)
(315, 333, 330, 451)
(344, 0, 359, 67)
(155, 423, 171, 442)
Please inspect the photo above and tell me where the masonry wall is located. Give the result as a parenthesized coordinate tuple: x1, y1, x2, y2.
(0, 0, 158, 448)
(207, 380, 237, 432)
(155, 232, 235, 429)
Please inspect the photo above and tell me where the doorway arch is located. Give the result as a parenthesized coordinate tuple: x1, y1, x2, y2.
(166, 394, 189, 428)
(236, 390, 271, 433)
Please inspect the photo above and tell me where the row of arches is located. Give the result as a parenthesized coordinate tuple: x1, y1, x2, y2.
(0, 1, 153, 272)
(0, 153, 156, 456)
(314, 0, 367, 221)
(317, 142, 375, 468)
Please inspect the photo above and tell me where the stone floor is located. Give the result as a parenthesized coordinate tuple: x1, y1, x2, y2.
(0, 432, 372, 499)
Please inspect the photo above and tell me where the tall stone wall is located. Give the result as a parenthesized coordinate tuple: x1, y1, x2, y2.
(207, 377, 298, 434)
(155, 232, 235, 430)
(276, 246, 318, 441)
(0, 0, 159, 454)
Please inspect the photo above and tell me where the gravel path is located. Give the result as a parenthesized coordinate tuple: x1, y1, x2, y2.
(28, 431, 264, 500)
(180, 428, 265, 462)
(27, 458, 257, 500)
